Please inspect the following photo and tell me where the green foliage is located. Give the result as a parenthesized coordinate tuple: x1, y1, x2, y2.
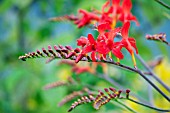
(0, 0, 170, 113)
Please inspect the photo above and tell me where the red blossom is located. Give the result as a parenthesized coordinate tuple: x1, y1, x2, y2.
(77, 36, 88, 47)
(71, 0, 139, 65)
(82, 34, 97, 61)
(99, 14, 113, 26)
(118, 0, 139, 25)
(74, 9, 100, 28)
(76, 34, 98, 62)
(100, 0, 122, 28)
(120, 21, 138, 66)
(120, 21, 138, 55)
(97, 23, 123, 59)
(102, 0, 120, 14)
(72, 66, 93, 74)
(97, 23, 111, 34)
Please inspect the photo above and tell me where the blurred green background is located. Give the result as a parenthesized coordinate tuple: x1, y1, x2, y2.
(0, 0, 170, 113)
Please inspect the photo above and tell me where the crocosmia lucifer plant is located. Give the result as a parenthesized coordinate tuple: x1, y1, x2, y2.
(19, 0, 170, 112)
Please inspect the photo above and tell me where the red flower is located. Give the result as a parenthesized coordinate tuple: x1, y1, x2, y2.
(118, 0, 139, 26)
(72, 0, 140, 65)
(102, 0, 120, 14)
(77, 36, 88, 47)
(72, 66, 93, 74)
(100, 0, 122, 28)
(82, 34, 97, 61)
(99, 14, 113, 26)
(96, 23, 123, 59)
(97, 23, 111, 34)
(76, 34, 98, 63)
(120, 21, 138, 66)
(74, 9, 100, 28)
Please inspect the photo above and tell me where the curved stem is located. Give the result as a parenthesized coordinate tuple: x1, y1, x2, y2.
(102, 60, 170, 102)
(98, 73, 149, 104)
(115, 99, 137, 113)
(124, 98, 170, 112)
(136, 70, 170, 102)
(154, 0, 170, 10)
(136, 54, 170, 92)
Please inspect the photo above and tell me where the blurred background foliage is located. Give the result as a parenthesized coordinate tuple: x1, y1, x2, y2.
(0, 0, 170, 113)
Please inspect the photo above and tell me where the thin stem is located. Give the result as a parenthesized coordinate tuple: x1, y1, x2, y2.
(100, 60, 170, 102)
(136, 54, 170, 92)
(124, 98, 170, 112)
(143, 71, 152, 75)
(154, 0, 170, 10)
(98, 73, 149, 104)
(115, 99, 137, 113)
(147, 83, 154, 106)
(136, 70, 170, 102)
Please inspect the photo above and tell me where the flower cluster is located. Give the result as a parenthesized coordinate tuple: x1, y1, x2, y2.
(67, 0, 139, 28)
(76, 22, 138, 67)
(62, 0, 139, 67)
(19, 0, 139, 67)
(68, 87, 131, 112)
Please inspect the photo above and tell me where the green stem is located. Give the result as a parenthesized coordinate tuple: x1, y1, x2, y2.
(121, 98, 170, 112)
(98, 73, 149, 104)
(115, 99, 138, 113)
(136, 54, 170, 92)
(154, 0, 170, 10)
(103, 60, 170, 102)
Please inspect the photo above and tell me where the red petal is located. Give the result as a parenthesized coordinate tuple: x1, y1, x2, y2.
(77, 36, 88, 47)
(113, 42, 122, 48)
(88, 34, 96, 44)
(97, 47, 109, 55)
(121, 39, 133, 54)
(74, 19, 81, 24)
(98, 23, 111, 34)
(82, 46, 93, 54)
(117, 6, 123, 14)
(112, 48, 124, 59)
(118, 13, 124, 22)
(75, 67, 90, 74)
(91, 51, 96, 62)
(97, 34, 106, 42)
(113, 0, 120, 6)
(106, 7, 113, 14)
(121, 21, 130, 39)
(75, 54, 84, 63)
(97, 41, 110, 54)
(108, 27, 121, 40)
(102, 54, 107, 59)
(102, 1, 109, 12)
(121, 39, 128, 47)
(122, 0, 132, 12)
(128, 38, 135, 42)
(79, 9, 88, 15)
(127, 14, 140, 26)
(99, 14, 112, 25)
(128, 38, 138, 54)
(76, 10, 90, 28)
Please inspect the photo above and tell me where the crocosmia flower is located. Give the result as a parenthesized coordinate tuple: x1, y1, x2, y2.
(77, 36, 89, 47)
(74, 9, 100, 28)
(120, 21, 138, 66)
(82, 34, 97, 61)
(118, 0, 139, 26)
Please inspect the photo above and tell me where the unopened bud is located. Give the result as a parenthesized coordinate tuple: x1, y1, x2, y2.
(126, 89, 131, 98)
